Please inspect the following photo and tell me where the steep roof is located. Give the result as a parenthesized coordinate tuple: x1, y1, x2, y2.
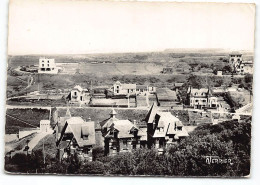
(73, 85, 83, 92)
(145, 103, 158, 124)
(100, 117, 119, 128)
(112, 120, 138, 138)
(66, 117, 85, 125)
(153, 111, 188, 138)
(104, 120, 139, 139)
(57, 118, 96, 147)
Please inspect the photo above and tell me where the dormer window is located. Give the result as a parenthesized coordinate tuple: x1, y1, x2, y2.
(83, 135, 88, 140)
(177, 126, 182, 131)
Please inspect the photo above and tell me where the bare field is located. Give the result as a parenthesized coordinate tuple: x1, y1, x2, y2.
(77, 63, 162, 75)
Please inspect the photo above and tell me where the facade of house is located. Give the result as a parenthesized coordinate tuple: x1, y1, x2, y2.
(69, 85, 89, 104)
(229, 54, 253, 74)
(113, 81, 136, 95)
(229, 54, 243, 71)
(145, 103, 189, 153)
(38, 58, 59, 74)
(113, 81, 156, 95)
(55, 109, 96, 161)
(187, 87, 218, 109)
(100, 109, 147, 155)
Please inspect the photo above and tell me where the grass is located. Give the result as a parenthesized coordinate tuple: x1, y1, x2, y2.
(5, 108, 50, 134)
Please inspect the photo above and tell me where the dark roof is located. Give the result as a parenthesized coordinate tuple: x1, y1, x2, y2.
(136, 85, 148, 90)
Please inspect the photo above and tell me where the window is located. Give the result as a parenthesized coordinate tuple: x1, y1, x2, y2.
(177, 126, 182, 131)
(47, 60, 49, 63)
(42, 64, 44, 67)
(83, 135, 88, 140)
(47, 64, 49, 67)
(195, 100, 199, 102)
(74, 92, 77, 96)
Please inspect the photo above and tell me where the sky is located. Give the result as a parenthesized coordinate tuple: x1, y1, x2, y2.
(8, 0, 256, 55)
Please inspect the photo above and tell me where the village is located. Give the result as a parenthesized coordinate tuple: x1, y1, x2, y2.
(5, 52, 253, 169)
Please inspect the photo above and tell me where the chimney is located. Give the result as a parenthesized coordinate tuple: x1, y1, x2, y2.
(87, 115, 91, 121)
(133, 120, 136, 125)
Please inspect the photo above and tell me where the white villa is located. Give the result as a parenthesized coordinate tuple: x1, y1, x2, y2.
(69, 85, 89, 104)
(187, 87, 218, 109)
(38, 58, 59, 74)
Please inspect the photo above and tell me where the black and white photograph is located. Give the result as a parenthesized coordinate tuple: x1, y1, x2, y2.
(4, 0, 255, 177)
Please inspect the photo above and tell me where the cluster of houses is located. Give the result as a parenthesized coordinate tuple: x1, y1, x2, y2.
(67, 81, 156, 106)
(229, 54, 253, 75)
(53, 103, 189, 161)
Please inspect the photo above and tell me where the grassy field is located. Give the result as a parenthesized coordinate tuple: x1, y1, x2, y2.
(5, 108, 50, 134)
(6, 51, 254, 107)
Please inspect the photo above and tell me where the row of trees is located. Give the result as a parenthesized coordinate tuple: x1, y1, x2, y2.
(5, 118, 251, 177)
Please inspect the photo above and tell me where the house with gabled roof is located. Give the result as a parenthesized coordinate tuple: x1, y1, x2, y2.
(55, 108, 96, 161)
(113, 81, 156, 96)
(68, 85, 89, 105)
(187, 87, 218, 109)
(146, 103, 189, 153)
(100, 109, 147, 155)
(113, 81, 136, 95)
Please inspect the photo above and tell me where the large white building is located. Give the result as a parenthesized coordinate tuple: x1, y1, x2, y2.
(38, 58, 59, 74)
(229, 54, 253, 74)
